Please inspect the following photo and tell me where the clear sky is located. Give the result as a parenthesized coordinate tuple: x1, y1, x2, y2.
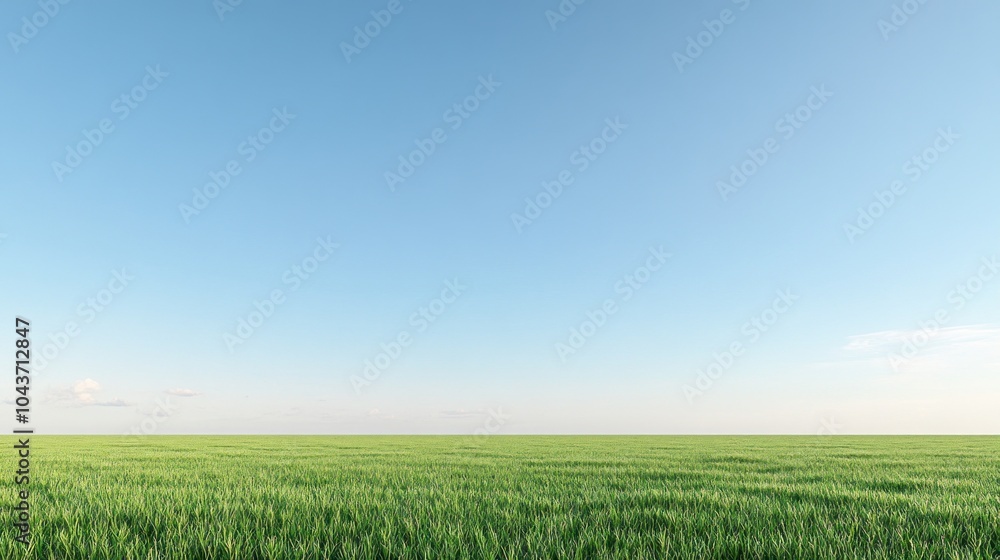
(2, 1, 998, 434)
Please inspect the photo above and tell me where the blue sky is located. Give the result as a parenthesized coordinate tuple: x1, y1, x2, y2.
(2, 1, 998, 434)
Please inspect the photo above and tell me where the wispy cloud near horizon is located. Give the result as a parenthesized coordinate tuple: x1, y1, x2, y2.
(47, 379, 130, 407)
(843, 324, 1000, 374)
(165, 388, 201, 397)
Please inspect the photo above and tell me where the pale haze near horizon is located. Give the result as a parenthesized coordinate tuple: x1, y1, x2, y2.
(2, 1, 999, 434)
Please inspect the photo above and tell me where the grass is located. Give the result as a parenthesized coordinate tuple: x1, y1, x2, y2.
(2, 436, 998, 559)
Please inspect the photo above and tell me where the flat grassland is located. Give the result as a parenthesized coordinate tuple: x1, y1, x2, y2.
(3, 436, 998, 559)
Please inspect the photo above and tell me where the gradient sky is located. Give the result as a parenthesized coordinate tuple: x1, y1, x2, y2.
(2, 1, 998, 434)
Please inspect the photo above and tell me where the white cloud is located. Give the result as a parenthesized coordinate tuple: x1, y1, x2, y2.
(844, 324, 1000, 374)
(164, 388, 201, 397)
(72, 378, 102, 404)
(48, 378, 130, 407)
(843, 330, 911, 353)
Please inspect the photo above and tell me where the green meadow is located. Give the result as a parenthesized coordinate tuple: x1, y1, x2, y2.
(3, 436, 998, 559)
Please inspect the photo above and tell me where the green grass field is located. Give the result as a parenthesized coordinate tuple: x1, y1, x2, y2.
(3, 436, 998, 559)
